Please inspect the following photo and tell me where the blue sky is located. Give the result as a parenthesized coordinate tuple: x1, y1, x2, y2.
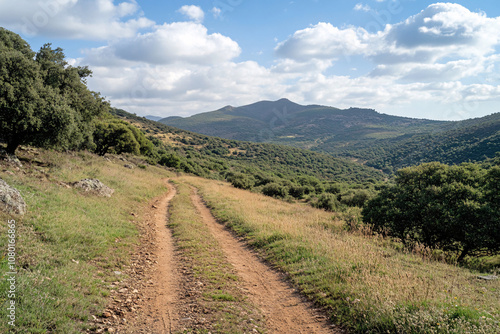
(1, 1, 500, 120)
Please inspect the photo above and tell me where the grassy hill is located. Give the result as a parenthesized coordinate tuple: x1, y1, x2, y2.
(330, 112, 500, 172)
(113, 108, 385, 185)
(159, 99, 500, 172)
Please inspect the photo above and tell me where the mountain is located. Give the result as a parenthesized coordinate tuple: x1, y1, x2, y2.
(113, 108, 385, 185)
(159, 99, 500, 172)
(159, 98, 444, 144)
(144, 115, 163, 121)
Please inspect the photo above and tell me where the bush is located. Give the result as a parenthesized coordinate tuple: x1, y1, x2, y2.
(340, 189, 372, 207)
(229, 173, 255, 190)
(262, 183, 289, 198)
(363, 162, 500, 262)
(311, 193, 340, 212)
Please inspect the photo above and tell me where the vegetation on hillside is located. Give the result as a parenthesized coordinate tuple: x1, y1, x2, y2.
(112, 108, 385, 210)
(159, 98, 500, 172)
(0, 29, 109, 155)
(185, 175, 500, 334)
(363, 160, 500, 262)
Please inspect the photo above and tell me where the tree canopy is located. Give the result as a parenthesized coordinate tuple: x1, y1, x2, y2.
(363, 162, 500, 262)
(0, 28, 108, 155)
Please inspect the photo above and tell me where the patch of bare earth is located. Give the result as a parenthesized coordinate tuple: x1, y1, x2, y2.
(89, 180, 180, 334)
(190, 188, 342, 334)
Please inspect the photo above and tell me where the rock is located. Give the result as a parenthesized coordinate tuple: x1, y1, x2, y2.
(124, 164, 134, 169)
(0, 178, 27, 215)
(102, 311, 112, 318)
(478, 275, 498, 281)
(0, 150, 22, 168)
(71, 179, 114, 197)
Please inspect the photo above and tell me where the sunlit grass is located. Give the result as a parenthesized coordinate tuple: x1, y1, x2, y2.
(168, 181, 264, 333)
(0, 148, 171, 333)
(183, 175, 500, 333)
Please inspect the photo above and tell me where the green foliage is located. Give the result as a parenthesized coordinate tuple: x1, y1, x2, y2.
(0, 28, 108, 154)
(310, 193, 340, 211)
(159, 153, 181, 168)
(339, 189, 373, 207)
(228, 173, 255, 190)
(262, 182, 289, 198)
(92, 118, 156, 158)
(363, 162, 500, 261)
(93, 120, 139, 156)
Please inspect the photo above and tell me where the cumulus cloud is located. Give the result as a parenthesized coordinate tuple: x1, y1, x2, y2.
(211, 7, 222, 19)
(178, 5, 204, 23)
(276, 3, 500, 83)
(68, 2, 500, 120)
(83, 22, 241, 65)
(354, 3, 371, 12)
(0, 0, 154, 40)
(275, 22, 371, 61)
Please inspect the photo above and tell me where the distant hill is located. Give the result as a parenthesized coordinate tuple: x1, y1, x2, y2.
(112, 108, 384, 184)
(144, 115, 163, 121)
(334, 112, 500, 172)
(159, 99, 500, 172)
(159, 98, 444, 144)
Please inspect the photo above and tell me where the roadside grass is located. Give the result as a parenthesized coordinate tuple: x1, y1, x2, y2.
(0, 148, 171, 333)
(168, 181, 265, 333)
(183, 176, 500, 333)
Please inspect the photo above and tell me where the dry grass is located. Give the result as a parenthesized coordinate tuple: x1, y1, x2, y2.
(183, 175, 500, 333)
(168, 181, 265, 333)
(0, 148, 171, 333)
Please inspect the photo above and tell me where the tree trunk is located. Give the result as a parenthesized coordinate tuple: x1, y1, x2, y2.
(5, 141, 19, 156)
(457, 245, 470, 263)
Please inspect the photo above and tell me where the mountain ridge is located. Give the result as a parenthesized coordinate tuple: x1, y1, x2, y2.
(158, 99, 500, 171)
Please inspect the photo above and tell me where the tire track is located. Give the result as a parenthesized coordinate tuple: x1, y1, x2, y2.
(190, 187, 339, 334)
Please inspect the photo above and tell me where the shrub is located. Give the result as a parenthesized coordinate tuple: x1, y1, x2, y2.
(311, 193, 340, 212)
(262, 183, 289, 198)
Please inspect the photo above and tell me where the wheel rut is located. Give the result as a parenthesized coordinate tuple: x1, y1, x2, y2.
(190, 187, 338, 334)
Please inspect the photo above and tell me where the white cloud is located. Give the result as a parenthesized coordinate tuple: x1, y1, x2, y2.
(178, 5, 204, 23)
(354, 3, 371, 12)
(68, 2, 500, 120)
(0, 0, 154, 40)
(211, 7, 222, 19)
(83, 22, 241, 65)
(275, 22, 370, 61)
(276, 3, 500, 83)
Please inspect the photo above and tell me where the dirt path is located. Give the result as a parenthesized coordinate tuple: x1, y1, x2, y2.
(190, 189, 339, 334)
(124, 180, 180, 334)
(148, 181, 179, 333)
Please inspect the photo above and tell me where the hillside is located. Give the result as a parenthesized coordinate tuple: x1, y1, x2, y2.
(159, 99, 500, 171)
(160, 98, 444, 144)
(331, 112, 500, 172)
(113, 108, 385, 185)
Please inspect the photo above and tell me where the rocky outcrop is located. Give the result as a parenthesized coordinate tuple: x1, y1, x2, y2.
(0, 179, 27, 215)
(71, 179, 114, 197)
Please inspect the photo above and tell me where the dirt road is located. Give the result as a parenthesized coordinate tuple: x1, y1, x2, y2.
(190, 188, 338, 334)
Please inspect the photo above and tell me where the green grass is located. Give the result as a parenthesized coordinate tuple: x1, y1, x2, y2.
(184, 176, 500, 334)
(168, 181, 264, 333)
(0, 148, 171, 333)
